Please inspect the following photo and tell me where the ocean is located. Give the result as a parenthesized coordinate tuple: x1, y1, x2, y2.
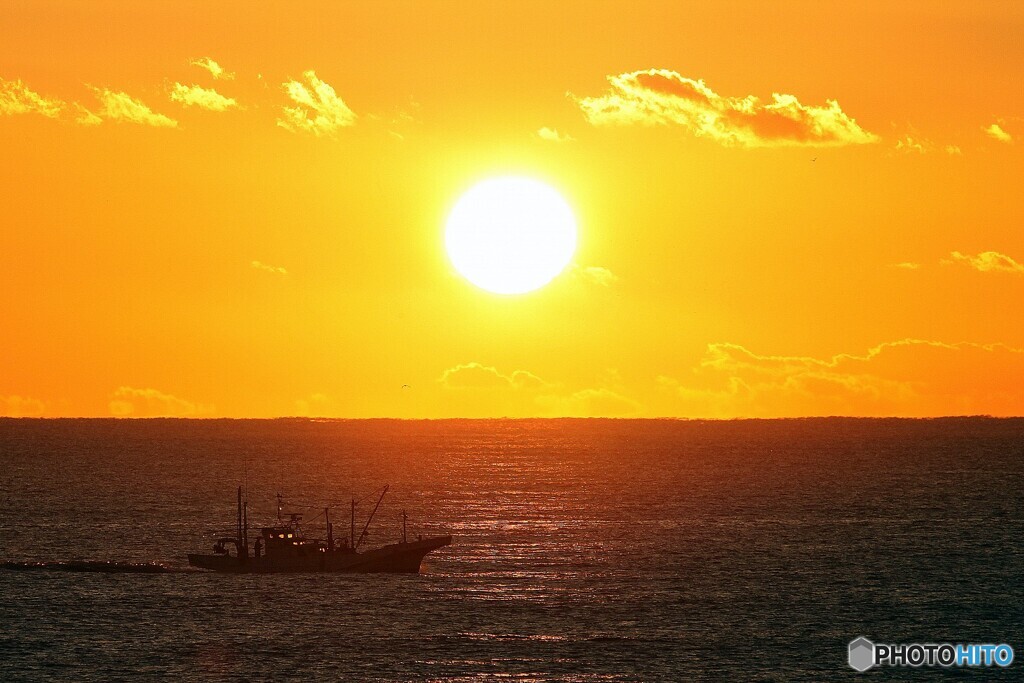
(0, 417, 1021, 681)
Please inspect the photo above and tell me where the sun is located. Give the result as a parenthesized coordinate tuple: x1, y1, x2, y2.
(445, 177, 577, 295)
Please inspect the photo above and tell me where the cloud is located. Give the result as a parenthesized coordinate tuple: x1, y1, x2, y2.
(439, 362, 546, 390)
(984, 123, 1012, 143)
(889, 126, 961, 156)
(251, 260, 288, 275)
(535, 387, 640, 416)
(109, 386, 212, 417)
(1, 395, 46, 417)
(294, 392, 330, 416)
(658, 340, 1024, 417)
(361, 106, 422, 142)
(945, 251, 1024, 274)
(90, 87, 177, 128)
(190, 57, 234, 80)
(537, 126, 574, 142)
(0, 77, 64, 117)
(73, 103, 103, 126)
(574, 69, 878, 148)
(892, 262, 921, 270)
(170, 83, 238, 111)
(277, 70, 356, 136)
(438, 362, 641, 416)
(894, 135, 929, 154)
(575, 265, 619, 286)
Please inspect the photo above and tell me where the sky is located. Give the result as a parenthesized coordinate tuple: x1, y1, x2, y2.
(2, 0, 1023, 418)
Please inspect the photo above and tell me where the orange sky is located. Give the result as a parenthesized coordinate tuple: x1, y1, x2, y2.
(2, 1, 1023, 418)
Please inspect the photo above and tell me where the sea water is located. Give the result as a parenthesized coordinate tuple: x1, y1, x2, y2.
(1, 417, 1021, 681)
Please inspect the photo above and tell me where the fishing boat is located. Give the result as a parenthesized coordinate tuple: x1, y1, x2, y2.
(187, 486, 451, 573)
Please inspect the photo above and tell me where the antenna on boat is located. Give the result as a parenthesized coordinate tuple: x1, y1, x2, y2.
(325, 507, 333, 551)
(402, 509, 408, 544)
(277, 492, 283, 522)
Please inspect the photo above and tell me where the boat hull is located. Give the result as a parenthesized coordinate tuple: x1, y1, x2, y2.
(187, 536, 451, 574)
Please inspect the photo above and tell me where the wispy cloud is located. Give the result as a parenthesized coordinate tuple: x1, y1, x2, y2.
(277, 70, 356, 137)
(535, 387, 640, 416)
(574, 265, 619, 286)
(294, 392, 330, 416)
(439, 362, 547, 390)
(892, 262, 921, 270)
(251, 260, 288, 275)
(1, 395, 46, 417)
(438, 362, 640, 416)
(574, 69, 878, 148)
(946, 251, 1024, 274)
(0, 77, 64, 118)
(109, 386, 212, 417)
(984, 122, 1012, 143)
(537, 126, 574, 142)
(73, 103, 103, 126)
(190, 57, 234, 80)
(889, 125, 961, 155)
(894, 135, 929, 154)
(170, 83, 238, 111)
(658, 340, 1024, 417)
(90, 87, 177, 128)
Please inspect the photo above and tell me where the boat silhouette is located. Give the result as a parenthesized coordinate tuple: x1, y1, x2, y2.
(187, 486, 451, 573)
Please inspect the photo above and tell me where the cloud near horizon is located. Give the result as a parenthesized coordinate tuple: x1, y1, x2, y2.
(535, 387, 640, 416)
(277, 70, 356, 136)
(439, 362, 547, 390)
(109, 386, 212, 417)
(658, 340, 1024, 417)
(946, 251, 1024, 274)
(1, 395, 46, 417)
(0, 78, 64, 118)
(90, 87, 177, 127)
(574, 69, 879, 148)
(294, 392, 330, 416)
(438, 362, 640, 417)
(170, 83, 238, 111)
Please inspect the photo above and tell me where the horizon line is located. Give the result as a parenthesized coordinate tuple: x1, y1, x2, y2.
(1, 414, 1020, 422)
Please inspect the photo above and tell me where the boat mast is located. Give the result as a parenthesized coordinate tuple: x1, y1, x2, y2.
(356, 485, 389, 549)
(242, 497, 249, 562)
(350, 497, 356, 550)
(402, 509, 408, 543)
(325, 507, 333, 551)
(236, 486, 243, 564)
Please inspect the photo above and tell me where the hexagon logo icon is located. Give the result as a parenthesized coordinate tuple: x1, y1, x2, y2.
(849, 637, 875, 672)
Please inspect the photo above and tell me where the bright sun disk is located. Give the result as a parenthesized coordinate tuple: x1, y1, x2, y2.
(445, 177, 577, 294)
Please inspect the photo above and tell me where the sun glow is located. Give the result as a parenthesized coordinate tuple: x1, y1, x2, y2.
(445, 177, 577, 295)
